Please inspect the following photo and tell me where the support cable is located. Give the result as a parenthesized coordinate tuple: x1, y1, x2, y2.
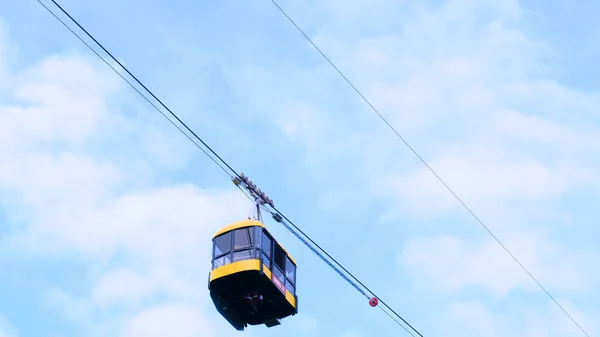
(45, 0, 241, 179)
(267, 1, 590, 336)
(35, 1, 424, 335)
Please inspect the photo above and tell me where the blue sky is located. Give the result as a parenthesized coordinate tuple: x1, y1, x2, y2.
(1, 0, 600, 336)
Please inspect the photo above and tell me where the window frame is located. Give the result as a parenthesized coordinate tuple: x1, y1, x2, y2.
(232, 249, 254, 262)
(231, 227, 257, 262)
(233, 227, 255, 251)
(272, 263, 286, 285)
(273, 242, 287, 272)
(285, 256, 296, 286)
(212, 226, 261, 269)
(212, 254, 231, 270)
(285, 278, 296, 295)
(258, 227, 298, 291)
(261, 230, 273, 258)
(213, 232, 232, 259)
(211, 226, 298, 293)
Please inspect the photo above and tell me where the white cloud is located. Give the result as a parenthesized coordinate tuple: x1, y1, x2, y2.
(3, 0, 600, 336)
(248, 0, 600, 334)
(435, 299, 599, 337)
(0, 19, 13, 91)
(10, 185, 246, 261)
(0, 315, 17, 337)
(302, 0, 600, 220)
(377, 147, 571, 221)
(276, 101, 330, 151)
(0, 20, 250, 337)
(284, 314, 318, 334)
(90, 268, 161, 310)
(399, 233, 600, 297)
(335, 5, 600, 317)
(120, 303, 213, 337)
(400, 235, 532, 297)
(340, 329, 362, 337)
(8, 54, 121, 142)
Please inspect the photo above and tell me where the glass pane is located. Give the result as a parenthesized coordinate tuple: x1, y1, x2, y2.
(234, 228, 253, 250)
(213, 255, 231, 269)
(248, 227, 254, 245)
(255, 228, 262, 249)
(233, 249, 253, 262)
(261, 252, 271, 269)
(214, 232, 231, 257)
(272, 266, 286, 294)
(235, 228, 254, 249)
(285, 257, 296, 284)
(286, 280, 295, 295)
(273, 265, 285, 287)
(262, 232, 272, 257)
(273, 244, 286, 270)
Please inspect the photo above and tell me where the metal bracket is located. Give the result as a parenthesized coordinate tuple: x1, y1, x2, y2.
(233, 173, 275, 208)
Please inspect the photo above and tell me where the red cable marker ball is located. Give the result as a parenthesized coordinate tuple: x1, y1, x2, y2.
(369, 297, 379, 307)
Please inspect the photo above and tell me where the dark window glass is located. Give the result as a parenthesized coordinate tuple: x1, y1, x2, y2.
(273, 244, 286, 270)
(234, 227, 254, 250)
(262, 232, 272, 257)
(261, 252, 271, 269)
(213, 255, 231, 269)
(285, 257, 296, 284)
(232, 249, 253, 262)
(214, 232, 231, 257)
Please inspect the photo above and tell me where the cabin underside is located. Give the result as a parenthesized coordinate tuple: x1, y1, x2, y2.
(209, 269, 296, 331)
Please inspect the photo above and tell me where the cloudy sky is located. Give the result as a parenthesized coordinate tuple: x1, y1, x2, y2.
(1, 0, 600, 336)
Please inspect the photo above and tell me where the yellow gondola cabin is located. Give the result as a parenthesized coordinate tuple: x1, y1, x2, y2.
(208, 219, 298, 331)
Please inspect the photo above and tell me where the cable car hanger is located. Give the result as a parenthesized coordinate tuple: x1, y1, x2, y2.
(233, 174, 418, 336)
(233, 173, 379, 306)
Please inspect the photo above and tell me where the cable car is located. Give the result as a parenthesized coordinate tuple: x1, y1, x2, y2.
(208, 219, 298, 331)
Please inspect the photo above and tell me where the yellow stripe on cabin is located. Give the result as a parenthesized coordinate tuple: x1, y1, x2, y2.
(285, 289, 296, 307)
(260, 266, 296, 308)
(262, 266, 272, 280)
(213, 219, 265, 238)
(210, 259, 261, 282)
(209, 259, 296, 308)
